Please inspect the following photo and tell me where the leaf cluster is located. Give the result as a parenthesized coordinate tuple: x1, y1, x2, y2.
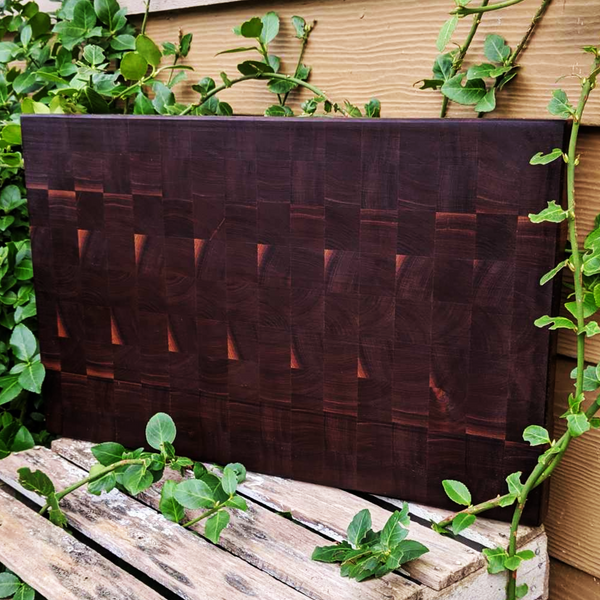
(18, 413, 248, 544)
(312, 506, 429, 581)
(0, 566, 35, 600)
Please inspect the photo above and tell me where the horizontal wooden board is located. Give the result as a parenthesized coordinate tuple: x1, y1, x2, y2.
(132, 0, 600, 125)
(0, 446, 308, 600)
(0, 488, 165, 600)
(550, 559, 600, 600)
(51, 438, 422, 600)
(545, 358, 600, 579)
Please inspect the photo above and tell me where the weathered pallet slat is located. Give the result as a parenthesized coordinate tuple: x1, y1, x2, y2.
(231, 466, 483, 591)
(377, 496, 539, 550)
(0, 488, 165, 600)
(0, 447, 307, 600)
(52, 438, 422, 600)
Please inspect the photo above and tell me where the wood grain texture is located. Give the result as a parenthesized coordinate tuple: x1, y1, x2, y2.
(132, 0, 600, 125)
(0, 488, 165, 600)
(0, 446, 307, 600)
(51, 437, 422, 600)
(550, 559, 600, 600)
(36, 0, 245, 15)
(545, 358, 600, 580)
(22, 114, 565, 524)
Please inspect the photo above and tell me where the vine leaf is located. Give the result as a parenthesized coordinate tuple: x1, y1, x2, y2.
(441, 74, 487, 105)
(523, 425, 551, 446)
(528, 200, 568, 223)
(436, 16, 458, 52)
(483, 34, 510, 64)
(540, 259, 569, 285)
(516, 584, 529, 599)
(530, 148, 565, 165)
(347, 508, 372, 548)
(474, 88, 496, 113)
(451, 513, 475, 536)
(548, 89, 575, 118)
(145, 412, 177, 450)
(442, 480, 471, 506)
(159, 479, 185, 523)
(91, 441, 126, 465)
(205, 510, 231, 543)
(482, 547, 508, 574)
(506, 472, 523, 497)
(567, 413, 591, 437)
(533, 315, 577, 331)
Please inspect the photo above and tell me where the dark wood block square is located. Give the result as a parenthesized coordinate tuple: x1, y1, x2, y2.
(22, 115, 566, 524)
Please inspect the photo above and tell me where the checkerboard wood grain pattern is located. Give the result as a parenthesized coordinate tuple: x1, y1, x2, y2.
(22, 115, 565, 524)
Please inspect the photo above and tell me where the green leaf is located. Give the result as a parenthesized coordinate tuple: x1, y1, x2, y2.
(451, 513, 475, 536)
(516, 583, 529, 599)
(567, 413, 591, 437)
(506, 472, 523, 497)
(237, 60, 274, 76)
(18, 361, 45, 394)
(136, 34, 162, 68)
(291, 15, 306, 38)
(572, 365, 600, 391)
(239, 17, 263, 39)
(180, 32, 193, 56)
(530, 148, 564, 165)
(225, 462, 247, 483)
(17, 467, 54, 496)
(396, 539, 429, 563)
(483, 547, 508, 574)
(484, 34, 511, 63)
(10, 323, 37, 361)
(441, 74, 487, 105)
(205, 509, 230, 543)
(216, 46, 258, 56)
(523, 425, 551, 446)
(83, 44, 105, 65)
(13, 585, 35, 600)
(94, 0, 119, 29)
(47, 492, 68, 528)
(437, 16, 458, 52)
(533, 315, 576, 331)
(224, 494, 248, 510)
(364, 98, 381, 118)
(111, 34, 136, 51)
(504, 555, 522, 571)
(0, 375, 23, 406)
(467, 63, 497, 80)
(151, 81, 174, 114)
(312, 541, 353, 563)
(381, 510, 409, 548)
(516, 549, 535, 561)
(122, 464, 153, 495)
(15, 259, 34, 280)
(134, 91, 155, 114)
(72, 0, 97, 30)
(540, 260, 569, 285)
(528, 200, 568, 223)
(442, 480, 471, 506)
(474, 88, 496, 113)
(146, 412, 176, 449)
(347, 508, 372, 548)
(91, 441, 125, 465)
(10, 425, 34, 452)
(433, 53, 453, 81)
(260, 11, 279, 45)
(583, 321, 600, 337)
(175, 478, 215, 509)
(221, 465, 238, 496)
(88, 464, 116, 495)
(264, 104, 288, 117)
(0, 185, 21, 211)
(498, 493, 517, 507)
(548, 89, 575, 119)
(120, 51, 148, 81)
(2, 123, 22, 146)
(0, 573, 20, 598)
(159, 479, 185, 523)
(12, 71, 38, 94)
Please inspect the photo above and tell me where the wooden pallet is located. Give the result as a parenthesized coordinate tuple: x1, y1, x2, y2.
(0, 439, 549, 600)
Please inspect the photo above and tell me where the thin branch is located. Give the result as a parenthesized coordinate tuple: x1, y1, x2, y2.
(454, 0, 526, 16)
